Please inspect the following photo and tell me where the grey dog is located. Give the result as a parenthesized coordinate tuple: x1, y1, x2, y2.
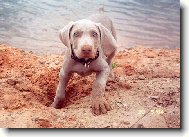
(51, 13, 117, 115)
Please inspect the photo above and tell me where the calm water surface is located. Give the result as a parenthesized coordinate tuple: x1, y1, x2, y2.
(0, 0, 180, 54)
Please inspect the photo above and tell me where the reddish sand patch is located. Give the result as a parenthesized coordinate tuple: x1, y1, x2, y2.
(0, 44, 180, 128)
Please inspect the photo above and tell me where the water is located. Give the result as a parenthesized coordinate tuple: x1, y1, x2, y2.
(0, 0, 180, 55)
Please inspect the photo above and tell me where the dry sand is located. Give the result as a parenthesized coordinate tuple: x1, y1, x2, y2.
(0, 44, 180, 128)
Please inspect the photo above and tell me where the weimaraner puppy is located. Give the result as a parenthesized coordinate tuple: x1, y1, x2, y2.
(51, 14, 117, 115)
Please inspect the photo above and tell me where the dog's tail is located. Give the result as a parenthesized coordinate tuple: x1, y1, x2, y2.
(99, 5, 104, 14)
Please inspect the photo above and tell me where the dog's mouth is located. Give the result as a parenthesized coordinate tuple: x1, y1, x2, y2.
(71, 44, 99, 66)
(74, 47, 98, 60)
(80, 52, 96, 60)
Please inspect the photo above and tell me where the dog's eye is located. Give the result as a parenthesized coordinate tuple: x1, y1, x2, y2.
(73, 32, 80, 37)
(92, 31, 98, 37)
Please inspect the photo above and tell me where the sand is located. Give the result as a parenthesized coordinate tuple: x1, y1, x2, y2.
(0, 44, 180, 128)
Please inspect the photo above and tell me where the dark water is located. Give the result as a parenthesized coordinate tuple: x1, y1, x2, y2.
(0, 0, 180, 54)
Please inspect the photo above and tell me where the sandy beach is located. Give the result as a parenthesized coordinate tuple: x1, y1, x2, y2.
(0, 44, 180, 128)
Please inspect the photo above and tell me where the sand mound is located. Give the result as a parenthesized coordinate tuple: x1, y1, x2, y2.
(0, 44, 180, 128)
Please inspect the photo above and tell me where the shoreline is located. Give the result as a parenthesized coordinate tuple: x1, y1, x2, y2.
(0, 42, 180, 56)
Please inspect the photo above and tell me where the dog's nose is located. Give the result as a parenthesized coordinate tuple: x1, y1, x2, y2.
(81, 45, 92, 54)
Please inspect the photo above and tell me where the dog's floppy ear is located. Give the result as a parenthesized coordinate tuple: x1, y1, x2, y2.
(97, 23, 117, 57)
(59, 21, 75, 47)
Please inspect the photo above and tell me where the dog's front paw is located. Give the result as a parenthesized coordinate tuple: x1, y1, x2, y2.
(50, 98, 65, 109)
(51, 102, 62, 109)
(91, 98, 111, 115)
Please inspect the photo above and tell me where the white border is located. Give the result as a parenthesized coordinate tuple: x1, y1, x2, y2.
(181, 0, 189, 137)
(1, 1, 188, 137)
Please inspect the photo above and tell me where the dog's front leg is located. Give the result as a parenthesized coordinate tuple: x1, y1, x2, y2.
(51, 68, 71, 109)
(106, 49, 116, 79)
(91, 66, 111, 115)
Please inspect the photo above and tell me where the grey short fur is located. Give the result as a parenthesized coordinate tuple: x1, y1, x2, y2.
(51, 13, 117, 115)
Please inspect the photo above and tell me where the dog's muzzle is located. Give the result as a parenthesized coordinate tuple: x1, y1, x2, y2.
(71, 44, 99, 67)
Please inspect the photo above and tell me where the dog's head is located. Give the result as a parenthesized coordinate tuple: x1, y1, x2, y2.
(59, 19, 116, 59)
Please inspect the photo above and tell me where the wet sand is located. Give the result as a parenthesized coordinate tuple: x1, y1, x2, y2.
(0, 44, 180, 128)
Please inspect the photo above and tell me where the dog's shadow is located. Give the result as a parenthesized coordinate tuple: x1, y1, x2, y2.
(44, 72, 131, 108)
(63, 74, 94, 106)
(42, 72, 95, 108)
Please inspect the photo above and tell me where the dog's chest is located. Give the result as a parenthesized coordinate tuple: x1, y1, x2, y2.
(72, 64, 93, 76)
